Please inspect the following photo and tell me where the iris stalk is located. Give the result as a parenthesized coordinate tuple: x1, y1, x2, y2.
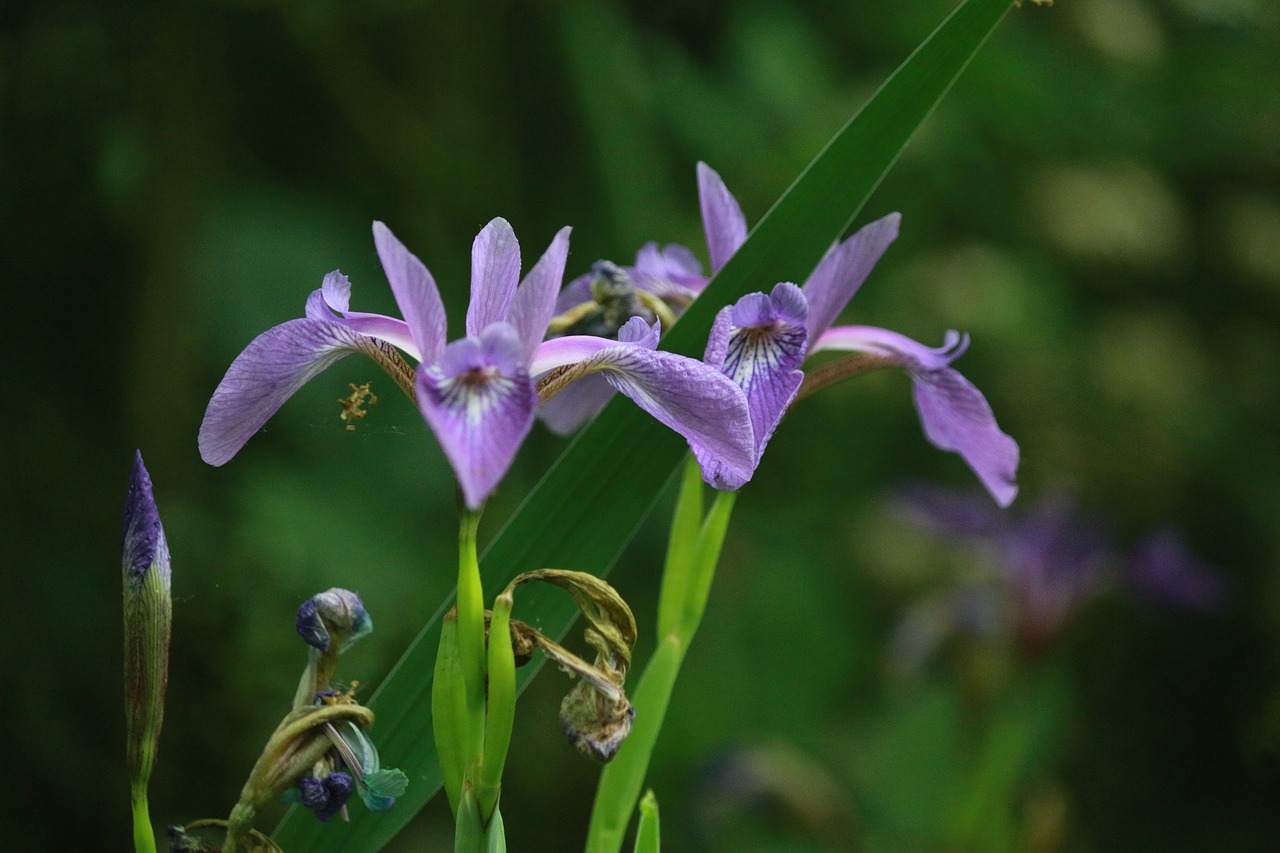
(585, 456, 736, 853)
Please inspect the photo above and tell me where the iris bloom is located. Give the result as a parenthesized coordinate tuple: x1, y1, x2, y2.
(692, 163, 1019, 504)
(538, 164, 1017, 504)
(199, 219, 755, 507)
(890, 484, 1224, 662)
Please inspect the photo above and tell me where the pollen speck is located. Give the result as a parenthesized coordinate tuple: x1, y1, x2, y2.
(339, 384, 378, 431)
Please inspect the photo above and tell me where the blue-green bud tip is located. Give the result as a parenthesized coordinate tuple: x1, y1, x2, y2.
(296, 588, 372, 653)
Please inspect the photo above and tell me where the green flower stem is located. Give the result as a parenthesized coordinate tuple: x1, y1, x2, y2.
(585, 638, 683, 853)
(433, 614, 468, 813)
(680, 489, 736, 643)
(455, 786, 485, 853)
(485, 807, 508, 853)
(131, 785, 156, 853)
(655, 456, 705, 640)
(632, 791, 660, 853)
(456, 508, 488, 776)
(586, 458, 737, 853)
(477, 590, 517, 820)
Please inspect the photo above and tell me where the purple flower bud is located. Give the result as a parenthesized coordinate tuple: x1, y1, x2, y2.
(121, 451, 172, 793)
(298, 771, 354, 822)
(122, 450, 170, 585)
(296, 588, 372, 653)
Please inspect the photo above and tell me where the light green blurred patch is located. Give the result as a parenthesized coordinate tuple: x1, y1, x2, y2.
(1215, 193, 1280, 287)
(888, 243, 1064, 342)
(1028, 162, 1188, 267)
(1071, 0, 1169, 66)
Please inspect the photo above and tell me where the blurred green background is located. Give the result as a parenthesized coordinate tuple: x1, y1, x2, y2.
(6, 0, 1280, 849)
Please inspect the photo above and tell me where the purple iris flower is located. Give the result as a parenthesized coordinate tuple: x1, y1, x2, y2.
(890, 484, 1226, 663)
(1125, 528, 1227, 612)
(694, 163, 1019, 504)
(200, 219, 755, 508)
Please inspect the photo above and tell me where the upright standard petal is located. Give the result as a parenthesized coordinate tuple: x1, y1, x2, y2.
(708, 283, 809, 467)
(416, 323, 538, 508)
(801, 213, 901, 342)
(373, 221, 448, 364)
(631, 241, 708, 299)
(697, 162, 748, 274)
(199, 319, 375, 466)
(814, 325, 1019, 506)
(305, 270, 422, 361)
(467, 218, 522, 337)
(509, 226, 572, 365)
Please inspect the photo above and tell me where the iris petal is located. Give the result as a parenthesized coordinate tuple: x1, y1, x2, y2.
(814, 325, 1019, 506)
(373, 221, 448, 364)
(801, 213, 901, 342)
(417, 325, 538, 508)
(707, 283, 809, 479)
(509, 227, 572, 364)
(578, 344, 755, 488)
(697, 162, 748, 273)
(199, 319, 375, 466)
(467, 218, 522, 337)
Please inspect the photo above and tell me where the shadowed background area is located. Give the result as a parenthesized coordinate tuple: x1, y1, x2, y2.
(5, 0, 1280, 850)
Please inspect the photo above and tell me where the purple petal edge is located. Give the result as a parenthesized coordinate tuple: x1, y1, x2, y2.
(198, 319, 370, 466)
(467, 217, 521, 338)
(697, 162, 748, 274)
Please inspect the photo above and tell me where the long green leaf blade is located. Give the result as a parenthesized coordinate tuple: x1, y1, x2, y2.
(272, 1, 1016, 849)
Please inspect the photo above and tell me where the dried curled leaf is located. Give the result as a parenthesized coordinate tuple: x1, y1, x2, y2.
(499, 569, 639, 761)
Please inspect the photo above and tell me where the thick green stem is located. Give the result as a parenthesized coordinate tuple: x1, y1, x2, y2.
(655, 456, 704, 639)
(131, 785, 156, 853)
(586, 458, 738, 853)
(477, 591, 517, 820)
(585, 636, 684, 853)
(680, 490, 736, 643)
(456, 509, 488, 774)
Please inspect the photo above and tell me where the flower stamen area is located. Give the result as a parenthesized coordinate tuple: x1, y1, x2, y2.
(318, 682, 361, 706)
(339, 383, 378, 431)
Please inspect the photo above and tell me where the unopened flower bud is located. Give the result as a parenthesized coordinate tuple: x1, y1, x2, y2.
(296, 588, 372, 653)
(298, 771, 354, 822)
(122, 450, 172, 793)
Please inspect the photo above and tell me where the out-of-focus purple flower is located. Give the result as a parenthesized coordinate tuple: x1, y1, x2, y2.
(996, 493, 1112, 651)
(200, 220, 756, 508)
(1126, 528, 1227, 612)
(890, 485, 1226, 663)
